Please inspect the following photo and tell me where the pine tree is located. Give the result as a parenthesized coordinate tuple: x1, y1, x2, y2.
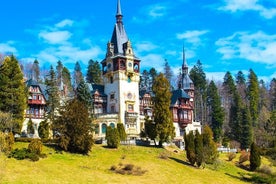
(45, 65, 60, 123)
(202, 125, 218, 164)
(106, 126, 120, 148)
(163, 60, 174, 89)
(240, 106, 253, 149)
(152, 73, 175, 147)
(0, 55, 27, 133)
(222, 71, 236, 136)
(62, 66, 73, 95)
(73, 61, 83, 89)
(56, 60, 63, 87)
(207, 81, 224, 142)
(76, 79, 92, 110)
(184, 132, 196, 166)
(144, 117, 157, 145)
(229, 91, 243, 142)
(54, 98, 93, 154)
(250, 142, 261, 171)
(139, 70, 151, 91)
(117, 123, 127, 141)
(270, 78, 276, 111)
(194, 130, 203, 167)
(247, 69, 259, 126)
(235, 71, 247, 103)
(189, 60, 207, 124)
(86, 59, 102, 84)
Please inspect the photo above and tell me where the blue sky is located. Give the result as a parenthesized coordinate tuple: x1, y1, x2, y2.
(1, 0, 276, 83)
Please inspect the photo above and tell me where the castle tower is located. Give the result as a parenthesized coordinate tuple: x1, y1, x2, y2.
(101, 0, 141, 138)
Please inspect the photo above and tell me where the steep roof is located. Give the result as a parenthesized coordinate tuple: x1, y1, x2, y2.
(91, 84, 106, 96)
(110, 0, 129, 55)
(26, 79, 48, 101)
(171, 89, 190, 105)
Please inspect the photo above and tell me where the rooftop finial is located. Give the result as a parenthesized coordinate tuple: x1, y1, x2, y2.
(182, 45, 188, 69)
(116, 0, 122, 16)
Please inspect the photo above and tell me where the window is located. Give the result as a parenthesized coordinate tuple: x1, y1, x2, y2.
(110, 94, 115, 100)
(128, 104, 134, 112)
(128, 76, 131, 83)
(102, 124, 107, 134)
(110, 123, 115, 129)
(110, 76, 113, 83)
(111, 105, 115, 113)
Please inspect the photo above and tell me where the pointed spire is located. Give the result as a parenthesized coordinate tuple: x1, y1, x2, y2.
(116, 0, 122, 16)
(182, 45, 188, 69)
(116, 0, 123, 23)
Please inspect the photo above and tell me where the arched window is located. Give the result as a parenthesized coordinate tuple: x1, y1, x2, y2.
(110, 123, 115, 129)
(102, 123, 107, 134)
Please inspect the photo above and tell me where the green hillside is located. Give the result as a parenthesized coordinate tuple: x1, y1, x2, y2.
(0, 142, 264, 184)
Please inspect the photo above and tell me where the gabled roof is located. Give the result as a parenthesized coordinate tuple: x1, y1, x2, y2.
(139, 89, 154, 98)
(25, 79, 48, 101)
(171, 89, 190, 105)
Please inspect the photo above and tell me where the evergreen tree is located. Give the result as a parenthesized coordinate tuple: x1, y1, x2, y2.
(250, 142, 261, 171)
(144, 117, 157, 145)
(207, 81, 224, 142)
(76, 79, 92, 110)
(149, 67, 158, 85)
(73, 61, 83, 89)
(32, 59, 40, 81)
(56, 60, 63, 87)
(139, 70, 151, 91)
(62, 66, 73, 95)
(184, 132, 196, 166)
(235, 71, 247, 103)
(189, 60, 207, 124)
(0, 55, 27, 133)
(86, 59, 102, 84)
(27, 119, 34, 135)
(152, 73, 175, 147)
(54, 98, 93, 154)
(38, 120, 50, 140)
(117, 123, 127, 141)
(194, 130, 203, 167)
(270, 78, 276, 111)
(229, 91, 243, 142)
(0, 111, 13, 132)
(202, 125, 218, 164)
(222, 71, 236, 136)
(163, 60, 174, 89)
(106, 126, 120, 148)
(247, 69, 259, 126)
(45, 65, 60, 123)
(240, 106, 253, 149)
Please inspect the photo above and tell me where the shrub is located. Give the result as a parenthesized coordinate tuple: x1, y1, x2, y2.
(106, 126, 120, 148)
(9, 148, 30, 160)
(38, 120, 49, 139)
(110, 163, 147, 176)
(117, 123, 127, 141)
(239, 150, 249, 164)
(250, 142, 261, 171)
(28, 139, 42, 155)
(0, 132, 14, 154)
(227, 152, 236, 161)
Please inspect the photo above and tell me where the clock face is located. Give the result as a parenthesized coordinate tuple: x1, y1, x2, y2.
(127, 92, 132, 99)
(128, 62, 132, 67)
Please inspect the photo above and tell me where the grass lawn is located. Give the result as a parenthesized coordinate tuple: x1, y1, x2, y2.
(0, 142, 260, 184)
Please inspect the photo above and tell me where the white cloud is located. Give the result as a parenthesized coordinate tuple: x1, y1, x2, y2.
(0, 42, 17, 54)
(148, 5, 168, 18)
(218, 0, 276, 19)
(139, 54, 165, 71)
(39, 30, 72, 44)
(216, 31, 276, 65)
(135, 41, 158, 53)
(55, 19, 74, 28)
(176, 30, 209, 46)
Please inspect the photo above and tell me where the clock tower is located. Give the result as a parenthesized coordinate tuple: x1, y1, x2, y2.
(101, 0, 141, 137)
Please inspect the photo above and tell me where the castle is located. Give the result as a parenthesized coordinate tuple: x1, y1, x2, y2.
(22, 0, 201, 141)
